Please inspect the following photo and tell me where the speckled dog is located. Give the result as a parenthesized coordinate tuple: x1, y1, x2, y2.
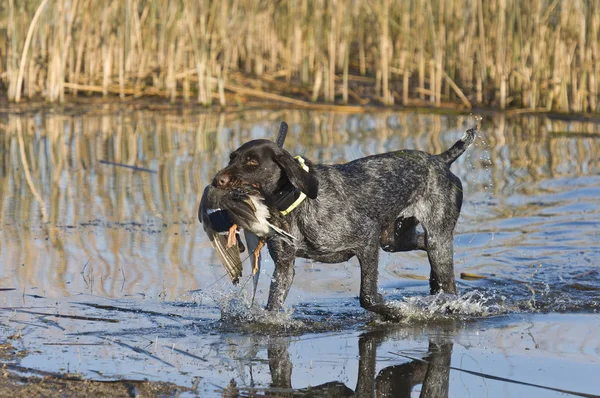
(212, 126, 477, 320)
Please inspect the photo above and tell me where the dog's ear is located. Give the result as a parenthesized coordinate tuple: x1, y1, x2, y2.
(273, 150, 318, 199)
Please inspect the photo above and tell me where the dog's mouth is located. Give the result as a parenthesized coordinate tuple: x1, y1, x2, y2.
(213, 176, 261, 192)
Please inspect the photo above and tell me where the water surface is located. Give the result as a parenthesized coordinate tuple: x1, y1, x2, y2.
(0, 108, 599, 396)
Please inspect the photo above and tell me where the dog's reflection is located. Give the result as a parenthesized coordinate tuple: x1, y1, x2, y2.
(355, 330, 452, 398)
(255, 328, 453, 398)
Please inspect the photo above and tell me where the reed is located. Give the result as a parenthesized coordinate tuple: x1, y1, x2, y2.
(1, 0, 598, 112)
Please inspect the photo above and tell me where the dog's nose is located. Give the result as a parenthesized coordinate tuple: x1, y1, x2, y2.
(214, 173, 230, 188)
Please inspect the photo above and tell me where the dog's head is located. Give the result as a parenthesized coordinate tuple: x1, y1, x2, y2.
(213, 139, 318, 200)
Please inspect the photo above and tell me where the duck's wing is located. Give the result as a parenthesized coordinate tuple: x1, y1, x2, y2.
(210, 233, 243, 284)
(199, 185, 243, 284)
(222, 192, 261, 230)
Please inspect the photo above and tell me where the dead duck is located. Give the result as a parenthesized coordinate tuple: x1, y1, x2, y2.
(199, 121, 291, 301)
(198, 184, 294, 301)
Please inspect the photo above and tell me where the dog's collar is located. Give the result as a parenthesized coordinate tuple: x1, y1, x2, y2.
(271, 156, 309, 216)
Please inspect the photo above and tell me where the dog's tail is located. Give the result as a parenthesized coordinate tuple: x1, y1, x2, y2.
(437, 125, 478, 165)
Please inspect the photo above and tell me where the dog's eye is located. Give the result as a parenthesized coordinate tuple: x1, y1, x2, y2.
(245, 158, 259, 166)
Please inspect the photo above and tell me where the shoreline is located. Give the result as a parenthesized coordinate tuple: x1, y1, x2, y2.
(1, 95, 600, 123)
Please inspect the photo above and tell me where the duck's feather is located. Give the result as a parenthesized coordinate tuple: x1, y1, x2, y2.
(199, 185, 243, 284)
(267, 221, 295, 244)
(209, 231, 243, 284)
(199, 184, 295, 285)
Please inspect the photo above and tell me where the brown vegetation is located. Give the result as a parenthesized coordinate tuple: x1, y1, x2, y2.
(1, 0, 599, 111)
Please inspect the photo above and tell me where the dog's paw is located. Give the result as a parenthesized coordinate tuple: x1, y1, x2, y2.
(373, 303, 403, 322)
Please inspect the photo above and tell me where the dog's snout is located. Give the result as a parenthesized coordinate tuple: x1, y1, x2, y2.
(214, 172, 231, 188)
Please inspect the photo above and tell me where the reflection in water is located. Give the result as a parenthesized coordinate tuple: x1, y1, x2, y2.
(2, 281, 600, 397)
(0, 109, 599, 305)
(358, 333, 451, 398)
(260, 328, 452, 398)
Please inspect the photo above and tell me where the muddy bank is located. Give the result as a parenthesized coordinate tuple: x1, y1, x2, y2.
(0, 370, 189, 398)
(2, 96, 600, 125)
(1, 343, 190, 397)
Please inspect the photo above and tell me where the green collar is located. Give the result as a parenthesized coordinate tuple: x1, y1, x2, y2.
(280, 156, 309, 216)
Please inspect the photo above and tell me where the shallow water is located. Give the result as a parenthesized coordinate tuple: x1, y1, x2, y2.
(0, 108, 599, 396)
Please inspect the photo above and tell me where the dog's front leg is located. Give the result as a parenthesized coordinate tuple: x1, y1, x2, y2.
(357, 233, 402, 321)
(357, 242, 385, 311)
(266, 239, 296, 312)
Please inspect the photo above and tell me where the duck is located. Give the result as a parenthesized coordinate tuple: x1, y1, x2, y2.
(199, 121, 291, 302)
(198, 184, 294, 302)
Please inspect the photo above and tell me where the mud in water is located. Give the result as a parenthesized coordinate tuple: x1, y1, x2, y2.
(1, 108, 599, 396)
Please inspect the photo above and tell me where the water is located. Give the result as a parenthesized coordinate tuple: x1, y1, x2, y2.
(1, 108, 599, 396)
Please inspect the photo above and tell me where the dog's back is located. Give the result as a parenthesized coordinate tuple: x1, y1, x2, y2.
(302, 127, 473, 232)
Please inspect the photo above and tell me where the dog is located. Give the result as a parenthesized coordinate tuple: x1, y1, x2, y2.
(210, 125, 477, 320)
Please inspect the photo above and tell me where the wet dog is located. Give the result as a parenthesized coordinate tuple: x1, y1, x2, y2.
(210, 126, 477, 320)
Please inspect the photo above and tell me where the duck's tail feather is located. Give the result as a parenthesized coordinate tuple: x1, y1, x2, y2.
(268, 222, 295, 244)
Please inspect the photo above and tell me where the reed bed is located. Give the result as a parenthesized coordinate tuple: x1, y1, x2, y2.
(1, 0, 598, 112)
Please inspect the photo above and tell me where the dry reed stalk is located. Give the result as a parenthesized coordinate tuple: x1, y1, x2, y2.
(327, 3, 336, 103)
(434, 0, 444, 107)
(59, 0, 79, 101)
(379, 0, 391, 105)
(476, 0, 487, 105)
(12, 0, 49, 102)
(4, 0, 15, 93)
(2, 0, 598, 112)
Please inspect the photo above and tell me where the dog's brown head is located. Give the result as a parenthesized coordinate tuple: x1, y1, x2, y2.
(213, 139, 318, 200)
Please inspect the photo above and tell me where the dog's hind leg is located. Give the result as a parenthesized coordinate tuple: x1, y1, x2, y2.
(422, 173, 463, 295)
(381, 214, 457, 295)
(423, 228, 457, 295)
(266, 239, 296, 311)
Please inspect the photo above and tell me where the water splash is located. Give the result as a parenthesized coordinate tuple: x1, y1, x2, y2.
(195, 288, 305, 332)
(207, 287, 517, 328)
(385, 291, 512, 323)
